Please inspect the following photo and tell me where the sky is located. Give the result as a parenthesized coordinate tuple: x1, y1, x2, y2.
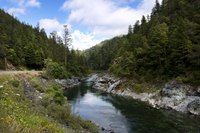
(0, 0, 162, 50)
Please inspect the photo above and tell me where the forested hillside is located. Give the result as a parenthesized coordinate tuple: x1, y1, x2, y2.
(86, 0, 200, 85)
(0, 9, 88, 76)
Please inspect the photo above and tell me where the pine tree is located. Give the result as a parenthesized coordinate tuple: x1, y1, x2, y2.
(128, 25, 133, 35)
(63, 25, 72, 69)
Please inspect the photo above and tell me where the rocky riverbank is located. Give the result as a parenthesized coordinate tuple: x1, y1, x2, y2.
(55, 77, 81, 89)
(89, 74, 200, 115)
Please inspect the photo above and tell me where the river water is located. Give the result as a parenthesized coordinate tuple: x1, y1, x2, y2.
(64, 82, 200, 133)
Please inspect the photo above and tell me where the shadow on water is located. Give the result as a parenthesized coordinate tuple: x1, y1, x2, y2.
(64, 82, 200, 133)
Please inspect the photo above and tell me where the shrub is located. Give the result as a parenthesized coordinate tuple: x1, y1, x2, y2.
(42, 83, 65, 106)
(176, 76, 189, 84)
(133, 83, 143, 93)
(31, 77, 45, 93)
(47, 103, 71, 124)
(44, 59, 67, 79)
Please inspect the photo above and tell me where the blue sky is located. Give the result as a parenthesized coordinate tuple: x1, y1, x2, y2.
(0, 0, 161, 50)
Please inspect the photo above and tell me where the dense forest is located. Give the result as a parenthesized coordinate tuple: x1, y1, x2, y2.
(86, 0, 200, 85)
(0, 9, 88, 77)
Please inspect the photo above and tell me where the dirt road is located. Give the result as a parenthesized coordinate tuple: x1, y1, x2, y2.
(0, 71, 42, 76)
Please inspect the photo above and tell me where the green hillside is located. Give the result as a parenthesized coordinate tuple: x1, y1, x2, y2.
(0, 9, 88, 76)
(86, 0, 200, 85)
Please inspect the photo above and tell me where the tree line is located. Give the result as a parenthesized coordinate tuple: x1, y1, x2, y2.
(0, 9, 88, 77)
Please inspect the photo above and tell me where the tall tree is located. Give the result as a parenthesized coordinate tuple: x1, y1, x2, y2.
(63, 25, 72, 69)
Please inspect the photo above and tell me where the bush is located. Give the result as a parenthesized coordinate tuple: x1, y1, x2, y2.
(31, 77, 45, 93)
(44, 59, 67, 79)
(46, 103, 99, 133)
(176, 76, 189, 84)
(42, 83, 65, 106)
(133, 83, 143, 93)
(47, 103, 71, 124)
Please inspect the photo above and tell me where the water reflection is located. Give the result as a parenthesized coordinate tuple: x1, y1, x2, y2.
(64, 82, 200, 133)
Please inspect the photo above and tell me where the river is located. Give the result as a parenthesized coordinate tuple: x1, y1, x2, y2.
(64, 81, 200, 133)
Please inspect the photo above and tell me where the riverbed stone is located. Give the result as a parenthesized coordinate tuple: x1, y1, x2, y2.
(187, 99, 200, 115)
(197, 87, 200, 94)
(55, 77, 81, 89)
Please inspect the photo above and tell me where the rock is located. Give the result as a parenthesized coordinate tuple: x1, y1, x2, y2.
(16, 94, 20, 96)
(161, 81, 186, 98)
(187, 99, 200, 115)
(55, 77, 81, 89)
(107, 129, 115, 133)
(86, 74, 98, 82)
(108, 80, 121, 92)
(98, 77, 108, 83)
(197, 87, 200, 94)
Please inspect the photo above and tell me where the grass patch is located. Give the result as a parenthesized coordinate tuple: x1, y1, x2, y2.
(0, 74, 99, 133)
(117, 79, 161, 94)
(0, 75, 65, 132)
(30, 77, 45, 93)
(131, 82, 161, 93)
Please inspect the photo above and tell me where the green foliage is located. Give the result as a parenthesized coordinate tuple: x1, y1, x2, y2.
(41, 83, 65, 105)
(0, 74, 99, 133)
(0, 9, 89, 76)
(30, 77, 45, 93)
(44, 59, 67, 79)
(47, 103, 71, 124)
(86, 0, 200, 85)
(176, 76, 189, 84)
(46, 103, 99, 133)
(133, 83, 144, 93)
(10, 79, 20, 88)
(38, 79, 99, 133)
(0, 75, 65, 132)
(109, 52, 136, 77)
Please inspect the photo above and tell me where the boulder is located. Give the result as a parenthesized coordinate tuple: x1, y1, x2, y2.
(108, 80, 121, 92)
(55, 77, 81, 89)
(187, 99, 200, 115)
(86, 74, 98, 82)
(197, 87, 200, 94)
(161, 81, 186, 98)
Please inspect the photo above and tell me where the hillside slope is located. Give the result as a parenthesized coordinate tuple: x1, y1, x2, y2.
(0, 9, 88, 77)
(0, 73, 98, 132)
(86, 0, 200, 85)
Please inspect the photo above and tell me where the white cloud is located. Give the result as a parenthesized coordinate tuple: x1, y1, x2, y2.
(7, 7, 25, 16)
(39, 18, 64, 36)
(59, 0, 162, 50)
(61, 0, 157, 37)
(39, 18, 97, 50)
(71, 30, 101, 50)
(26, 0, 40, 7)
(137, 0, 162, 13)
(6, 0, 40, 16)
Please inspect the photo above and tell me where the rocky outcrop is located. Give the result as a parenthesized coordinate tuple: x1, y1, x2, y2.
(150, 81, 200, 113)
(187, 99, 200, 115)
(23, 79, 43, 104)
(55, 77, 81, 89)
(90, 74, 200, 115)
